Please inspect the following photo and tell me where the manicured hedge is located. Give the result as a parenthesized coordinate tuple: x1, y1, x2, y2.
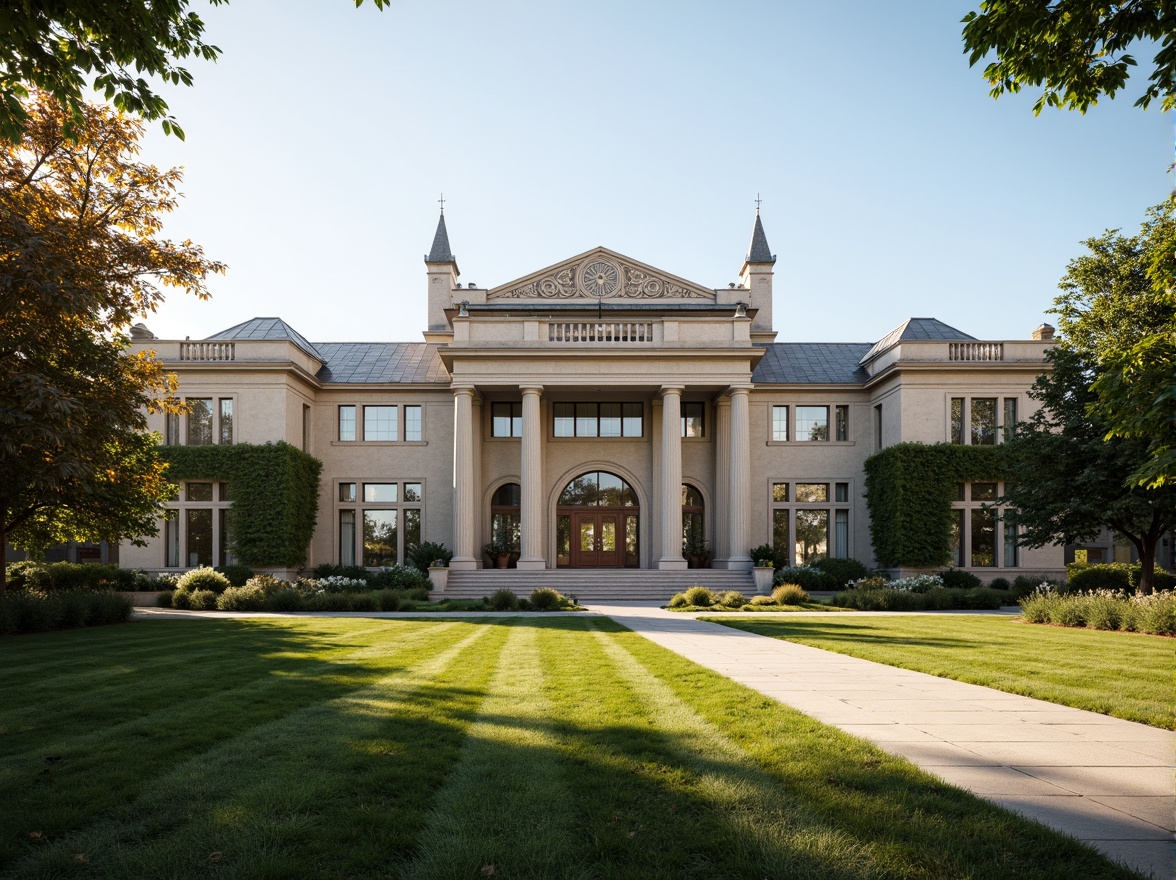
(1020, 590, 1176, 635)
(0, 591, 134, 635)
(831, 587, 1008, 611)
(161, 442, 322, 568)
(1066, 562, 1176, 593)
(864, 443, 1002, 568)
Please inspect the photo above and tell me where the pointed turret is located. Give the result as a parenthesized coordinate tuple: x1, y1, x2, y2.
(739, 206, 776, 335)
(424, 209, 460, 333)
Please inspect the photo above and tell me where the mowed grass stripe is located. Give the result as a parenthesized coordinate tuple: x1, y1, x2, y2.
(617, 627, 1141, 879)
(7, 622, 503, 879)
(405, 620, 589, 879)
(710, 615, 1176, 729)
(0, 619, 467, 866)
(591, 622, 886, 877)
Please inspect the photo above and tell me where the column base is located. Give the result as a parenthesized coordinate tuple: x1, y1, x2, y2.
(726, 554, 754, 571)
(657, 557, 688, 571)
(517, 558, 546, 571)
(449, 557, 477, 571)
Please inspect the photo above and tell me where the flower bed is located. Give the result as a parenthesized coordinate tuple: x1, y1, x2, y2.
(1020, 587, 1176, 635)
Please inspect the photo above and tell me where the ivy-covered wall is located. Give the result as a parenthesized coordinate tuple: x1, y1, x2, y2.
(864, 442, 1002, 568)
(160, 442, 322, 568)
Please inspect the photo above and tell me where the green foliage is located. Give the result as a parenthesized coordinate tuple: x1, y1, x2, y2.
(961, 0, 1174, 113)
(683, 586, 715, 607)
(989, 577, 1011, 590)
(667, 592, 688, 608)
(529, 588, 564, 612)
(213, 564, 253, 587)
(772, 565, 835, 591)
(1020, 589, 1176, 635)
(812, 557, 871, 587)
(216, 585, 268, 612)
(0, 590, 133, 634)
(185, 589, 217, 610)
(312, 563, 370, 582)
(369, 565, 429, 591)
(833, 587, 1005, 611)
(1067, 562, 1175, 593)
(156, 590, 174, 608)
(748, 543, 786, 569)
(407, 541, 452, 573)
(939, 569, 982, 590)
(749, 595, 775, 607)
(4, 561, 151, 592)
(161, 442, 322, 568)
(487, 588, 519, 611)
(174, 566, 231, 595)
(718, 590, 747, 608)
(771, 583, 809, 606)
(864, 443, 1002, 568)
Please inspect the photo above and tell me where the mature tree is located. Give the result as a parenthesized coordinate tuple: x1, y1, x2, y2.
(0, 0, 389, 144)
(1002, 205, 1176, 593)
(0, 95, 223, 591)
(962, 1, 1176, 113)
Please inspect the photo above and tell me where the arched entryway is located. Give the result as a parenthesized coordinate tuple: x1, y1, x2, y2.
(489, 482, 521, 567)
(556, 471, 638, 568)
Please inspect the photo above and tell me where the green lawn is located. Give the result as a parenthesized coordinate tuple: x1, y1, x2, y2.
(0, 617, 1145, 878)
(710, 615, 1175, 729)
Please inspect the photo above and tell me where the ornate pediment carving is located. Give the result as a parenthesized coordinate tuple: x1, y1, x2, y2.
(487, 249, 714, 301)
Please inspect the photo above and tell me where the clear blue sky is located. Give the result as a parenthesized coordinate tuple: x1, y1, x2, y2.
(136, 0, 1171, 345)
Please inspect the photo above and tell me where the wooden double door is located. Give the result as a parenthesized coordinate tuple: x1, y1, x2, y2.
(570, 510, 630, 568)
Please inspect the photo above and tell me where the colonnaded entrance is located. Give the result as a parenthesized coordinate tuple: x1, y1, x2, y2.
(556, 471, 639, 568)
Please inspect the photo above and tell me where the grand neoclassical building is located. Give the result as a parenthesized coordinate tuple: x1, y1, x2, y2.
(120, 211, 1067, 586)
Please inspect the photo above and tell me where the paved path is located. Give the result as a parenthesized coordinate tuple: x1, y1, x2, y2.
(590, 603, 1175, 880)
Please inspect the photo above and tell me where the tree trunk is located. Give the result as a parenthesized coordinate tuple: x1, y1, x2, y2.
(1136, 514, 1164, 595)
(0, 518, 6, 595)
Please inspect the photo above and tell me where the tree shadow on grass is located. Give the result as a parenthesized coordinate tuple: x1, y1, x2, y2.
(710, 618, 977, 650)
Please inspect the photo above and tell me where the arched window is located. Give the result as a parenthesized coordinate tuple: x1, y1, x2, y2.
(557, 472, 637, 507)
(556, 472, 638, 568)
(490, 483, 520, 554)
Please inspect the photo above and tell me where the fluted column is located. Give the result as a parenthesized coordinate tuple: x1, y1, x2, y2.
(714, 396, 731, 565)
(518, 385, 545, 570)
(728, 385, 753, 570)
(450, 385, 477, 570)
(658, 385, 687, 569)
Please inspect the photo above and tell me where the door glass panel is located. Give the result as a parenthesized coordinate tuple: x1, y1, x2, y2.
(580, 521, 595, 552)
(601, 520, 616, 552)
(625, 516, 638, 567)
(794, 509, 829, 564)
(557, 515, 571, 566)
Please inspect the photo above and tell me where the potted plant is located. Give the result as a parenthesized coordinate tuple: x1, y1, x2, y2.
(682, 532, 711, 569)
(482, 541, 510, 569)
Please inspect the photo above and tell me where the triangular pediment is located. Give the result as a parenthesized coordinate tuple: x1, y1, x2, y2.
(486, 247, 715, 302)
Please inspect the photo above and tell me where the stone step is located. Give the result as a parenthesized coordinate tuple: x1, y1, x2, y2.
(436, 569, 759, 601)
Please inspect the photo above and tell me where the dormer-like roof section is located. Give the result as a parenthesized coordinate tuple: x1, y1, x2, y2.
(859, 317, 975, 365)
(207, 317, 323, 360)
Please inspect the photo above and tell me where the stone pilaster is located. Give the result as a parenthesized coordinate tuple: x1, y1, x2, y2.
(658, 385, 687, 570)
(714, 396, 731, 565)
(728, 385, 753, 570)
(518, 385, 545, 570)
(450, 385, 477, 570)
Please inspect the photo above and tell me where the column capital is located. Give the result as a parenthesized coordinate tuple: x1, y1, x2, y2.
(659, 384, 685, 398)
(451, 383, 478, 398)
(725, 384, 753, 397)
(519, 384, 544, 396)
(714, 395, 732, 410)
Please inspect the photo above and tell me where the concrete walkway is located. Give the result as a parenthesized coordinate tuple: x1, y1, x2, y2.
(589, 603, 1174, 880)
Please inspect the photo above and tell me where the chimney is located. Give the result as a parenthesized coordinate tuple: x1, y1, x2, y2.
(1032, 323, 1055, 340)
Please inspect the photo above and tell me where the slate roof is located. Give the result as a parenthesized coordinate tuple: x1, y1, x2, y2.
(859, 317, 975, 364)
(206, 317, 324, 360)
(753, 343, 873, 385)
(426, 212, 456, 262)
(314, 343, 448, 384)
(746, 212, 775, 263)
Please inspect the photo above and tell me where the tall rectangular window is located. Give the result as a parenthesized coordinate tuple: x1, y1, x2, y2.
(186, 508, 213, 567)
(795, 406, 828, 441)
(971, 508, 996, 566)
(404, 405, 422, 441)
(338, 406, 356, 442)
(772, 406, 789, 441)
(187, 398, 213, 446)
(404, 508, 421, 550)
(950, 398, 964, 444)
(1003, 520, 1018, 568)
(835, 405, 849, 441)
(795, 510, 829, 564)
(772, 510, 790, 564)
(835, 509, 849, 558)
(874, 404, 883, 451)
(300, 403, 309, 451)
(218, 509, 234, 567)
(219, 398, 234, 445)
(950, 509, 965, 567)
(681, 402, 704, 438)
(165, 516, 179, 567)
(492, 402, 522, 437)
(339, 510, 356, 566)
(165, 412, 180, 446)
(363, 510, 398, 566)
(364, 406, 398, 441)
(1003, 398, 1018, 441)
(971, 398, 997, 446)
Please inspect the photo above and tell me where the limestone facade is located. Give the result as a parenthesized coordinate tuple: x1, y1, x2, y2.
(120, 213, 1064, 580)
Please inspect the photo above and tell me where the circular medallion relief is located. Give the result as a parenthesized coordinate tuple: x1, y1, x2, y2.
(580, 259, 621, 298)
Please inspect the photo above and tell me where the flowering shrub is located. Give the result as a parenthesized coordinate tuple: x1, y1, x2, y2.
(888, 574, 944, 593)
(315, 575, 370, 594)
(1020, 589, 1176, 635)
(174, 567, 231, 595)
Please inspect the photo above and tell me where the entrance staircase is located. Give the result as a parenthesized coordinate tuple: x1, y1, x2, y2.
(437, 568, 758, 603)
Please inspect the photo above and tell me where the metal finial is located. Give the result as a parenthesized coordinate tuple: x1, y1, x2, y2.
(439, 193, 445, 214)
(754, 193, 762, 214)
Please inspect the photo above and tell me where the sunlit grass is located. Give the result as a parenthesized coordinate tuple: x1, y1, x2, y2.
(0, 617, 1144, 878)
(710, 614, 1175, 729)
